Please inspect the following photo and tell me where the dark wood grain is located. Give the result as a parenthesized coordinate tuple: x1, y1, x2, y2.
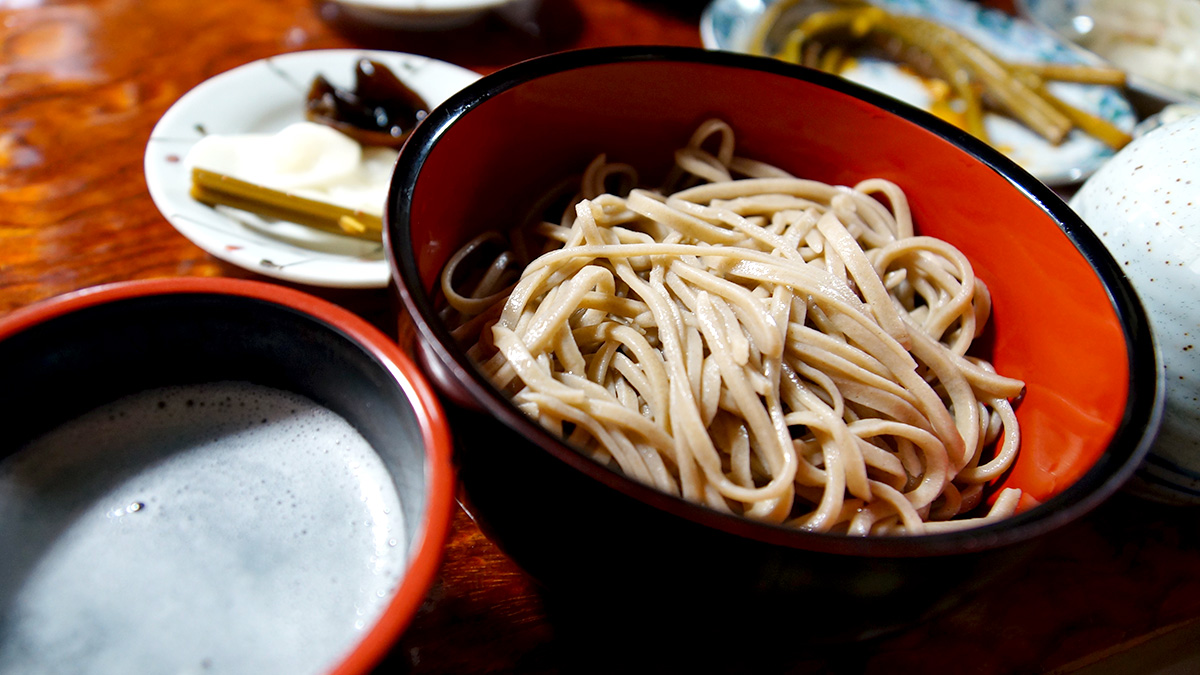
(1, 1, 1197, 673)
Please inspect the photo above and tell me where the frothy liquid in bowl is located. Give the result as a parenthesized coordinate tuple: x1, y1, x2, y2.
(0, 382, 407, 674)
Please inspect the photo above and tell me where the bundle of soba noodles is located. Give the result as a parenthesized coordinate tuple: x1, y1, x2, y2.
(439, 119, 1028, 535)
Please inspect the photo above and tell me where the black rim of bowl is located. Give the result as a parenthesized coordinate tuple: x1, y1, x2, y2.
(386, 45, 1162, 557)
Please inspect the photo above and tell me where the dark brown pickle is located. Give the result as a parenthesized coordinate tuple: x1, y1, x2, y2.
(305, 59, 430, 148)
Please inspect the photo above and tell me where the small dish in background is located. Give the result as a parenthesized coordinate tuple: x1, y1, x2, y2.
(701, 0, 1138, 186)
(323, 0, 541, 31)
(1017, 0, 1200, 117)
(145, 49, 480, 289)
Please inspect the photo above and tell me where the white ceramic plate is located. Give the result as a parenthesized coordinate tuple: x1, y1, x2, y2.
(701, 0, 1137, 186)
(145, 49, 480, 289)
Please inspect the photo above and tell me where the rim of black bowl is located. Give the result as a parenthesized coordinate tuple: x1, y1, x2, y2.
(386, 45, 1163, 558)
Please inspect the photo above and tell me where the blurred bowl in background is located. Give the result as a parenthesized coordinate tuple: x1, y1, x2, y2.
(1070, 112, 1200, 505)
(320, 0, 540, 30)
(385, 46, 1161, 655)
(0, 277, 455, 675)
(1133, 102, 1200, 138)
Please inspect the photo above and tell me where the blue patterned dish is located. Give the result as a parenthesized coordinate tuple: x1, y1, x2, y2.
(701, 0, 1137, 185)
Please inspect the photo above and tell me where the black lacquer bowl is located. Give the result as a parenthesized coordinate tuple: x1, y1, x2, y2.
(0, 277, 455, 675)
(385, 46, 1161, 657)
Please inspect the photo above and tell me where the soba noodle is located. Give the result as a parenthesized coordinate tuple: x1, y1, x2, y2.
(439, 119, 1027, 535)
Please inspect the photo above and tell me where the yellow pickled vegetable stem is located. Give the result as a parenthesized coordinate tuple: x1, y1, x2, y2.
(906, 29, 989, 140)
(775, 6, 885, 64)
(190, 168, 383, 242)
(1006, 68, 1132, 151)
(749, 0, 872, 56)
(879, 14, 1073, 145)
(819, 44, 848, 73)
(1014, 62, 1127, 87)
(750, 3, 1131, 149)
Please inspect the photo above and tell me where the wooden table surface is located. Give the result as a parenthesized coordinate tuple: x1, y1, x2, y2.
(2, 1, 1198, 673)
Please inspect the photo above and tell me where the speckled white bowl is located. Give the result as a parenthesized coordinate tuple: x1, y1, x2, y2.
(1071, 113, 1200, 505)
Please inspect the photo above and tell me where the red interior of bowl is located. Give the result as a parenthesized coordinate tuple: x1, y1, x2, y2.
(405, 57, 1130, 506)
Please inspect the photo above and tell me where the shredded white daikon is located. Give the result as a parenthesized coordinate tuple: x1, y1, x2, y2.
(1084, 0, 1200, 97)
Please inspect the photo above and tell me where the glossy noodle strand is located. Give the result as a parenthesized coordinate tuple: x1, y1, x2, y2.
(439, 119, 1028, 535)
